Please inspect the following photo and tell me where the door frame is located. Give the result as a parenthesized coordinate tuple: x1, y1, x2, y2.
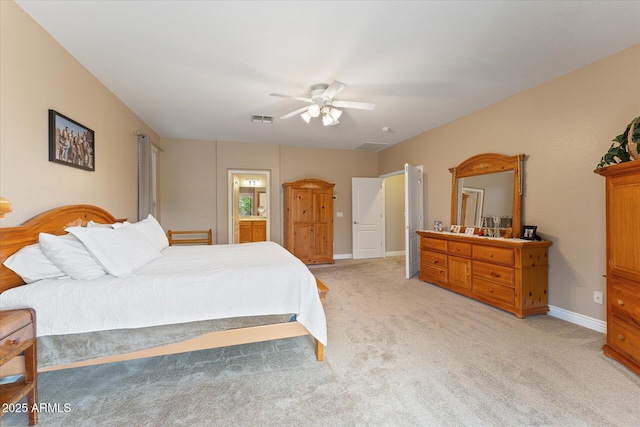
(227, 169, 271, 244)
(379, 164, 423, 277)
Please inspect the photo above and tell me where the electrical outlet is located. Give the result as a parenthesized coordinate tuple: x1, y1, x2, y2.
(593, 291, 604, 305)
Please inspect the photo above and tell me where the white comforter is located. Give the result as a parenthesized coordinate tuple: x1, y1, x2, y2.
(0, 242, 327, 345)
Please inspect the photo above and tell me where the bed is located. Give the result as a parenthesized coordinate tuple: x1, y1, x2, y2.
(0, 205, 328, 375)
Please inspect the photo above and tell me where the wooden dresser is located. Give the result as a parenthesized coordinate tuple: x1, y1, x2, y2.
(283, 179, 335, 264)
(417, 230, 551, 318)
(595, 160, 640, 376)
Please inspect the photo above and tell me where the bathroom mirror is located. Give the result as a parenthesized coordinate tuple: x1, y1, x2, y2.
(449, 153, 524, 237)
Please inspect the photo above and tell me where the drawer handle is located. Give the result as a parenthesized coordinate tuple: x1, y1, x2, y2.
(6, 339, 19, 346)
(618, 299, 624, 306)
(491, 272, 500, 278)
(489, 288, 494, 293)
(618, 334, 625, 342)
(432, 258, 438, 264)
(489, 252, 494, 258)
(456, 248, 460, 252)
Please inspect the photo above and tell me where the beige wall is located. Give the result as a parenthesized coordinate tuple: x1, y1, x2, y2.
(280, 146, 379, 255)
(379, 44, 640, 321)
(0, 1, 158, 226)
(160, 138, 217, 237)
(159, 141, 378, 253)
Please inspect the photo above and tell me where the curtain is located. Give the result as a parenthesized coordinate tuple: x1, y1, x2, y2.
(138, 135, 153, 221)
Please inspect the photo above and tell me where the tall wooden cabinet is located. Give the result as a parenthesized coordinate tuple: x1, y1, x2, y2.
(283, 179, 335, 264)
(595, 161, 640, 376)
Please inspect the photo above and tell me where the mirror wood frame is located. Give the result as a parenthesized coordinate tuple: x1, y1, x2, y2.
(449, 153, 525, 237)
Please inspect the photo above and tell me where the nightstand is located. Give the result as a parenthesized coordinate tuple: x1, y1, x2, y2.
(0, 309, 38, 426)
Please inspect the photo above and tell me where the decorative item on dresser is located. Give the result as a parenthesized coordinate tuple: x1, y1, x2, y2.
(594, 160, 640, 376)
(0, 308, 37, 426)
(417, 231, 551, 318)
(283, 178, 335, 264)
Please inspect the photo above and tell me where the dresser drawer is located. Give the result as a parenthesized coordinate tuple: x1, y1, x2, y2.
(449, 241, 471, 257)
(420, 264, 447, 285)
(610, 282, 640, 327)
(473, 261, 515, 287)
(473, 277, 515, 305)
(609, 319, 640, 364)
(421, 250, 447, 268)
(0, 324, 34, 359)
(473, 245, 515, 265)
(421, 237, 447, 252)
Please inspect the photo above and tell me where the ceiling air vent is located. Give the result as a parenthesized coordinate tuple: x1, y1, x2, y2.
(355, 142, 388, 152)
(251, 115, 274, 124)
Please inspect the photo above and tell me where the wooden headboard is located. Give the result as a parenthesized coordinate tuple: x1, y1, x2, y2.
(0, 205, 125, 293)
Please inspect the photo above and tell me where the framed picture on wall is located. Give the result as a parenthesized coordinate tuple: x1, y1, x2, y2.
(48, 109, 95, 171)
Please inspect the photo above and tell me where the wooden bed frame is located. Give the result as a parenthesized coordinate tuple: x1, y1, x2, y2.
(0, 205, 327, 375)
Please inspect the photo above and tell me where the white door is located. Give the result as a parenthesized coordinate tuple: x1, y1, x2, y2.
(405, 164, 423, 278)
(352, 177, 383, 259)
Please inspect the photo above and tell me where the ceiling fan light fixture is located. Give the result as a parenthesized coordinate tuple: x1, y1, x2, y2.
(329, 108, 342, 121)
(308, 104, 321, 118)
(300, 112, 312, 123)
(322, 114, 334, 127)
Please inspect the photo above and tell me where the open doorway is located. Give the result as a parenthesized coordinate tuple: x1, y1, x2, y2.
(352, 165, 423, 278)
(228, 169, 270, 244)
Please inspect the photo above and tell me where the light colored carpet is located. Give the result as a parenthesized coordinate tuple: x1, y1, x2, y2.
(3, 257, 640, 426)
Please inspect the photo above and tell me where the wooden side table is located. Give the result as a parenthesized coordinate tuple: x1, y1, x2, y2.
(0, 308, 38, 425)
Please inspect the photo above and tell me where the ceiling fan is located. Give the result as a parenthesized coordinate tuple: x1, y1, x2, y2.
(270, 80, 375, 126)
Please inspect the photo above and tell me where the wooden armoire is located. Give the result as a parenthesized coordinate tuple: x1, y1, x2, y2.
(595, 160, 640, 376)
(283, 178, 335, 264)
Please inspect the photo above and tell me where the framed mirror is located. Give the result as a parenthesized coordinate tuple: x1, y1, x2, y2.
(449, 153, 524, 237)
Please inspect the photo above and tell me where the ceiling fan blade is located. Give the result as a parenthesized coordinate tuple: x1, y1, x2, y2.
(280, 106, 309, 120)
(270, 93, 311, 102)
(322, 80, 346, 99)
(332, 100, 375, 110)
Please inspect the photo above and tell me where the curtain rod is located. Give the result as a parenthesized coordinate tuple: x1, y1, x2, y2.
(136, 131, 164, 152)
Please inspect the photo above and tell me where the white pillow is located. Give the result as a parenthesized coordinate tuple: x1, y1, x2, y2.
(3, 243, 67, 283)
(129, 215, 168, 251)
(66, 225, 161, 277)
(86, 220, 113, 228)
(39, 233, 107, 280)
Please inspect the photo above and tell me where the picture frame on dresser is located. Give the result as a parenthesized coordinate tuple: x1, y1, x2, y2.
(521, 225, 537, 240)
(48, 109, 95, 171)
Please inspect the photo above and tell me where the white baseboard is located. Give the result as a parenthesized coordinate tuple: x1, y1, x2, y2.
(334, 252, 406, 260)
(385, 250, 405, 257)
(548, 305, 606, 334)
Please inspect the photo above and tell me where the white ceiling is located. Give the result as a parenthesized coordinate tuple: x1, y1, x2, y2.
(16, 1, 640, 151)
